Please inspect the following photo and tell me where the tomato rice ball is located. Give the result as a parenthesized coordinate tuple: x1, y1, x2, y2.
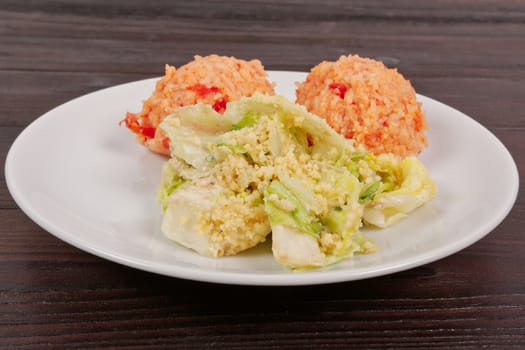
(123, 55, 275, 155)
(295, 54, 427, 157)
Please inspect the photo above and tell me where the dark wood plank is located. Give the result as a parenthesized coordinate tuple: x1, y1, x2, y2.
(1, 4, 524, 78)
(2, 0, 525, 22)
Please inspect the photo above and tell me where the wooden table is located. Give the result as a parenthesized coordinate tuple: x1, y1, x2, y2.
(1, 1, 524, 348)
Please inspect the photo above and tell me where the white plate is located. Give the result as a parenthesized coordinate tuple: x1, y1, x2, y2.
(5, 71, 519, 286)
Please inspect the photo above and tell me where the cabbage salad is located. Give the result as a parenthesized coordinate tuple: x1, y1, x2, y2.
(157, 94, 437, 269)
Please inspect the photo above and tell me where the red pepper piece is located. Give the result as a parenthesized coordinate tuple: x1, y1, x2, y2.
(187, 83, 222, 97)
(161, 137, 170, 150)
(329, 83, 347, 99)
(121, 112, 156, 139)
(187, 83, 229, 113)
(140, 126, 156, 139)
(212, 96, 229, 113)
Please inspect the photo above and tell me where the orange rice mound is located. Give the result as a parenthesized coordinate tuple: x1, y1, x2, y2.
(123, 54, 275, 155)
(296, 55, 427, 157)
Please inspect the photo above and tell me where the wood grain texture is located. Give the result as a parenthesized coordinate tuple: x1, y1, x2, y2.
(1, 1, 524, 349)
